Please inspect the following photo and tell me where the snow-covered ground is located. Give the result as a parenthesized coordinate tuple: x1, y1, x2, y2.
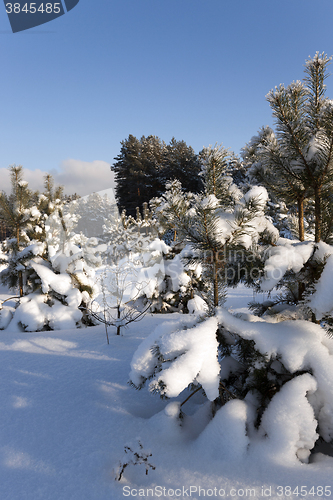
(0, 285, 332, 500)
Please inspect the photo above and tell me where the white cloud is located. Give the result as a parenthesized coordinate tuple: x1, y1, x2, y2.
(51, 159, 115, 197)
(0, 168, 15, 194)
(0, 160, 115, 197)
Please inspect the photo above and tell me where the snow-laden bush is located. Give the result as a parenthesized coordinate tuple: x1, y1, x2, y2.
(1, 244, 95, 332)
(151, 170, 279, 313)
(0, 199, 100, 331)
(130, 305, 333, 463)
(217, 309, 333, 445)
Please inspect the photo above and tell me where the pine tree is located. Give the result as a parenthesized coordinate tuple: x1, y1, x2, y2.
(241, 54, 333, 306)
(243, 54, 333, 244)
(0, 169, 70, 299)
(262, 53, 333, 243)
(162, 138, 203, 193)
(200, 144, 241, 208)
(112, 135, 165, 216)
(112, 135, 203, 216)
(242, 125, 309, 242)
(0, 167, 97, 331)
(0, 165, 34, 296)
(152, 149, 277, 311)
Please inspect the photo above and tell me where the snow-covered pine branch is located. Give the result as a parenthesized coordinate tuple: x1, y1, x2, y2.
(129, 315, 220, 401)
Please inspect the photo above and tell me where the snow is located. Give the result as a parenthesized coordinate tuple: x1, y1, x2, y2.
(261, 240, 314, 291)
(187, 294, 208, 314)
(17, 180, 28, 188)
(313, 240, 333, 261)
(306, 134, 321, 161)
(256, 374, 318, 464)
(0, 284, 332, 499)
(217, 307, 333, 442)
(129, 315, 200, 389)
(260, 238, 333, 317)
(243, 185, 269, 208)
(215, 212, 235, 244)
(30, 262, 73, 295)
(309, 253, 333, 318)
(200, 194, 220, 209)
(151, 316, 220, 400)
(195, 399, 251, 461)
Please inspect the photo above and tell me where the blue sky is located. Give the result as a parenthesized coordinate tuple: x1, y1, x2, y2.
(1, 0, 333, 195)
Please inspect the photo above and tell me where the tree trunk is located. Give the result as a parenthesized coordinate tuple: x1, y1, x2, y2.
(16, 225, 23, 297)
(116, 304, 121, 335)
(297, 196, 305, 242)
(105, 324, 110, 344)
(311, 311, 319, 324)
(18, 272, 23, 298)
(314, 185, 322, 243)
(298, 281, 305, 302)
(213, 251, 219, 308)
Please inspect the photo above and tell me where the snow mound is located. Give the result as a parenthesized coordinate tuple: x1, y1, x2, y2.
(256, 374, 318, 464)
(195, 399, 251, 461)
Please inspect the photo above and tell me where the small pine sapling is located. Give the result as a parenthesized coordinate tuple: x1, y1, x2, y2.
(114, 440, 155, 481)
(88, 261, 151, 339)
